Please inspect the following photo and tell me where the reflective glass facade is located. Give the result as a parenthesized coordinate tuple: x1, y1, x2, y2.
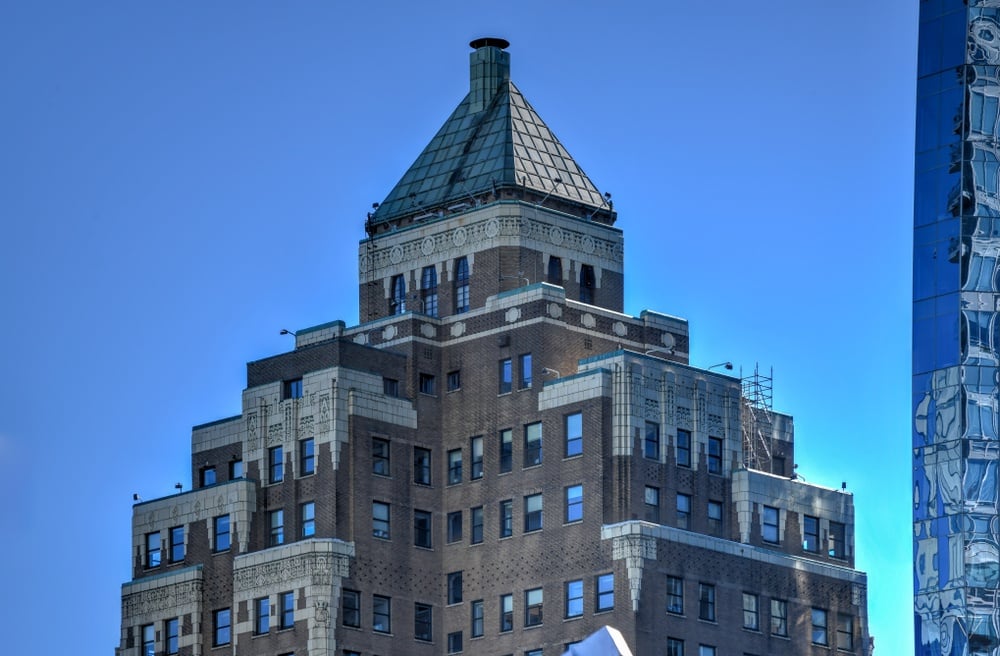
(915, 2, 1000, 654)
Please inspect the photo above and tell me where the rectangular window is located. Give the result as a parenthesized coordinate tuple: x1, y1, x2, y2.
(270, 509, 284, 546)
(707, 436, 723, 474)
(145, 531, 161, 568)
(229, 459, 243, 479)
(676, 429, 691, 467)
(301, 501, 316, 538)
(214, 515, 230, 552)
(677, 493, 691, 529)
(771, 599, 788, 636)
(255, 596, 270, 634)
(499, 358, 512, 394)
(165, 617, 178, 655)
(300, 438, 315, 476)
(829, 521, 847, 559)
(280, 591, 294, 629)
(565, 579, 583, 618)
(391, 274, 406, 314)
(667, 638, 685, 656)
(644, 486, 660, 523)
(213, 608, 231, 646)
(698, 583, 715, 622)
(419, 373, 436, 395)
(342, 589, 360, 627)
(383, 377, 399, 397)
(471, 599, 484, 637)
(373, 438, 390, 476)
(524, 494, 543, 532)
(201, 466, 216, 486)
(454, 256, 470, 314)
(596, 573, 614, 612)
(837, 613, 854, 650)
(447, 511, 462, 542)
(565, 412, 583, 457)
(644, 421, 660, 459)
(414, 509, 432, 548)
(812, 608, 828, 645)
(414, 447, 432, 485)
(142, 624, 154, 656)
(762, 506, 779, 543)
(580, 264, 595, 304)
(524, 422, 542, 467)
(500, 593, 513, 632)
(666, 576, 684, 614)
(499, 429, 513, 473)
(269, 445, 284, 483)
(421, 265, 438, 317)
(565, 484, 583, 523)
(707, 501, 723, 534)
(525, 588, 543, 626)
(447, 370, 461, 391)
(448, 448, 463, 484)
(742, 593, 759, 630)
(448, 571, 463, 604)
(448, 631, 463, 653)
(471, 506, 484, 544)
(283, 378, 303, 400)
(470, 436, 484, 479)
(414, 602, 433, 642)
(373, 501, 390, 539)
(373, 595, 391, 633)
(499, 499, 513, 538)
(699, 647, 716, 656)
(803, 515, 819, 552)
(519, 353, 532, 389)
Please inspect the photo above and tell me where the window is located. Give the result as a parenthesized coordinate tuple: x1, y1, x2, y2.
(373, 501, 390, 539)
(448, 631, 463, 653)
(666, 576, 684, 614)
(803, 515, 819, 552)
(812, 608, 828, 645)
(373, 595, 391, 633)
(448, 449, 463, 484)
(547, 256, 563, 284)
(300, 438, 315, 476)
(414, 447, 432, 485)
(499, 429, 513, 473)
(447, 370, 461, 391)
(565, 484, 583, 523)
(421, 266, 438, 317)
(677, 493, 691, 529)
(142, 624, 154, 656)
(164, 617, 178, 655)
(699, 647, 716, 656)
(414, 509, 432, 548)
(447, 511, 462, 542)
(269, 445, 284, 483)
(500, 499, 513, 538)
(342, 589, 360, 627)
(471, 506, 484, 544)
(213, 608, 231, 646)
(471, 599, 484, 637)
(644, 486, 660, 522)
(301, 501, 315, 538)
(742, 593, 759, 630)
(280, 591, 294, 629)
(829, 521, 847, 559)
(676, 429, 691, 467)
(565, 412, 582, 457)
(373, 438, 390, 476)
(524, 494, 542, 532)
(270, 509, 284, 546)
(419, 373, 436, 395)
(596, 573, 614, 612)
(383, 377, 399, 397)
(283, 378, 303, 400)
(470, 436, 484, 479)
(770, 599, 788, 636)
(500, 593, 513, 632)
(229, 459, 243, 479)
(526, 651, 543, 656)
(698, 583, 715, 621)
(201, 466, 216, 486)
(499, 358, 512, 394)
(644, 421, 660, 459)
(837, 613, 854, 650)
(255, 596, 270, 634)
(524, 422, 542, 467)
(565, 579, 583, 618)
(667, 638, 685, 656)
(580, 264, 595, 304)
(414, 602, 433, 641)
(707, 501, 723, 534)
(454, 256, 470, 313)
(214, 515, 230, 552)
(519, 353, 532, 389)
(145, 531, 161, 568)
(707, 436, 723, 474)
(525, 588, 543, 626)
(762, 506, 779, 543)
(448, 571, 463, 604)
(391, 274, 406, 314)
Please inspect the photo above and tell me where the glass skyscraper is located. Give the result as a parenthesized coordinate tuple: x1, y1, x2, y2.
(914, 2, 1000, 654)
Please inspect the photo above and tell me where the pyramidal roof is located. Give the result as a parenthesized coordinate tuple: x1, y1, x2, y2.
(371, 39, 607, 225)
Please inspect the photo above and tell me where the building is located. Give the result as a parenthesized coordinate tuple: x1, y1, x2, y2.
(118, 38, 869, 656)
(913, 3, 1000, 655)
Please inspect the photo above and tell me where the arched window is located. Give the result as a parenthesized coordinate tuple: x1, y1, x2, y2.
(391, 275, 406, 315)
(580, 265, 595, 304)
(547, 256, 563, 285)
(421, 266, 438, 317)
(454, 257, 470, 313)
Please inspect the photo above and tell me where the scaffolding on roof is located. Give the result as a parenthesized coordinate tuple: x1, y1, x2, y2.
(741, 363, 775, 472)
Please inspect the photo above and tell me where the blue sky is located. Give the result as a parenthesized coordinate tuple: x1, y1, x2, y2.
(0, 1, 916, 652)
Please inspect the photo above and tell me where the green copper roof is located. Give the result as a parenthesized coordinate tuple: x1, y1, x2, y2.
(371, 41, 606, 224)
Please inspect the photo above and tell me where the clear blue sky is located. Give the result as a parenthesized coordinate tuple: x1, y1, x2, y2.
(0, 1, 916, 652)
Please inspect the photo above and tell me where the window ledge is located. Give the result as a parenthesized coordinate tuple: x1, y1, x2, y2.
(563, 615, 583, 623)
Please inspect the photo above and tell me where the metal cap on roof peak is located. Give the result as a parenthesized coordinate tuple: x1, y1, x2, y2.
(469, 37, 509, 50)
(469, 37, 510, 114)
